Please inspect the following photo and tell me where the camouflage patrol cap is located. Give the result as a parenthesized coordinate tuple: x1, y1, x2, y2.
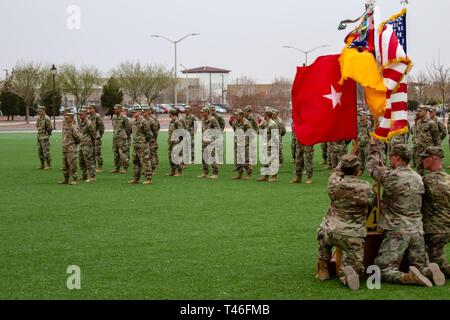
(113, 104, 122, 109)
(200, 107, 209, 113)
(185, 105, 191, 110)
(209, 106, 216, 112)
(243, 105, 252, 112)
(37, 105, 46, 111)
(80, 107, 89, 113)
(169, 109, 179, 116)
(340, 154, 360, 168)
(234, 108, 243, 116)
(427, 105, 436, 112)
(420, 146, 445, 159)
(141, 106, 150, 111)
(87, 105, 97, 110)
(65, 112, 74, 118)
(390, 143, 412, 162)
(263, 107, 273, 115)
(417, 105, 427, 112)
(132, 106, 142, 113)
(63, 107, 71, 113)
(272, 108, 279, 114)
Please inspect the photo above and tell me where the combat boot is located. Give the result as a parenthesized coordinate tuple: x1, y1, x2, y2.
(427, 263, 445, 286)
(44, 162, 52, 170)
(401, 266, 433, 287)
(268, 175, 278, 182)
(241, 173, 252, 180)
(128, 179, 139, 184)
(142, 179, 152, 185)
(306, 177, 313, 184)
(257, 175, 269, 182)
(37, 162, 45, 170)
(81, 175, 88, 181)
(232, 173, 243, 180)
(166, 170, 175, 176)
(174, 171, 183, 177)
(315, 260, 330, 281)
(209, 174, 219, 179)
(340, 266, 360, 290)
(197, 173, 208, 178)
(69, 179, 78, 185)
(58, 178, 69, 185)
(120, 168, 128, 174)
(96, 166, 103, 173)
(110, 169, 120, 173)
(290, 175, 302, 184)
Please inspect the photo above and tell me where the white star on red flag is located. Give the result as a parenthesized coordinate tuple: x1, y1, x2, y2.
(323, 85, 342, 109)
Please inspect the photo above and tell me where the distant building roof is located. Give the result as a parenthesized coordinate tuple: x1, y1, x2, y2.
(181, 66, 231, 74)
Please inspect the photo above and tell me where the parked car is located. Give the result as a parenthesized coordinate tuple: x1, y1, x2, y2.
(152, 105, 166, 114)
(172, 104, 186, 113)
(214, 103, 231, 112)
(213, 105, 228, 114)
(59, 106, 77, 114)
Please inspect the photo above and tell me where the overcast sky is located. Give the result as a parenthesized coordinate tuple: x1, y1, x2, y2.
(0, 0, 448, 83)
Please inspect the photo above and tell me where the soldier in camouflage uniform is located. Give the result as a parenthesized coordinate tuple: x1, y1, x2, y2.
(257, 107, 279, 182)
(428, 106, 447, 142)
(111, 105, 131, 173)
(77, 107, 96, 182)
(149, 107, 160, 170)
(272, 109, 286, 165)
(413, 105, 441, 176)
(59, 113, 81, 185)
(367, 141, 445, 287)
(167, 109, 185, 177)
(198, 107, 221, 179)
(36, 105, 53, 170)
(421, 146, 450, 279)
(87, 105, 105, 172)
(184, 105, 196, 163)
(316, 154, 375, 290)
(243, 105, 258, 132)
(290, 134, 314, 184)
(356, 111, 371, 175)
(128, 107, 152, 185)
(142, 106, 159, 175)
(231, 109, 253, 180)
(122, 107, 132, 165)
(320, 143, 328, 165)
(210, 106, 226, 131)
(329, 141, 348, 169)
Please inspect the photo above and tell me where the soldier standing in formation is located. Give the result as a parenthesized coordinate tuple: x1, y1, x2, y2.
(290, 134, 314, 184)
(184, 105, 196, 164)
(59, 113, 81, 185)
(367, 140, 445, 287)
(428, 106, 447, 143)
(123, 107, 132, 164)
(210, 105, 225, 131)
(87, 105, 105, 173)
(257, 107, 279, 182)
(36, 105, 53, 170)
(198, 106, 221, 179)
(231, 109, 252, 180)
(111, 104, 131, 173)
(328, 140, 347, 169)
(316, 154, 375, 290)
(243, 105, 258, 132)
(320, 143, 328, 166)
(142, 106, 159, 175)
(128, 107, 152, 185)
(166, 109, 184, 177)
(272, 109, 286, 166)
(421, 146, 450, 279)
(413, 105, 441, 176)
(356, 110, 371, 176)
(77, 107, 96, 182)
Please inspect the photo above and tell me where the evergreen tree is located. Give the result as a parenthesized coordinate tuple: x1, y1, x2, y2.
(101, 76, 123, 116)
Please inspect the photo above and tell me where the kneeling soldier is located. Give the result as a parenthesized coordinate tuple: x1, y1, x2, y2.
(316, 154, 375, 290)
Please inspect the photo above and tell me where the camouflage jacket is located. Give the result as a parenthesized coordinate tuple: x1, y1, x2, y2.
(168, 118, 185, 146)
(144, 116, 158, 142)
(274, 118, 286, 137)
(132, 117, 151, 148)
(232, 118, 252, 143)
(184, 114, 197, 135)
(112, 114, 131, 141)
(422, 170, 450, 234)
(77, 118, 96, 146)
(36, 114, 52, 141)
(150, 114, 160, 138)
(213, 114, 226, 131)
(320, 168, 375, 237)
(62, 124, 81, 153)
(259, 119, 279, 143)
(414, 117, 441, 148)
(431, 117, 447, 142)
(88, 113, 105, 139)
(357, 121, 371, 147)
(367, 144, 425, 232)
(390, 133, 408, 146)
(201, 116, 221, 144)
(245, 115, 259, 132)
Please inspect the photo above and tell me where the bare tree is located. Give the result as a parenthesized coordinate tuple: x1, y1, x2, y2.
(227, 76, 265, 113)
(141, 64, 174, 105)
(428, 61, 449, 120)
(9, 62, 42, 123)
(266, 77, 292, 121)
(59, 64, 101, 111)
(113, 62, 145, 105)
(409, 71, 432, 104)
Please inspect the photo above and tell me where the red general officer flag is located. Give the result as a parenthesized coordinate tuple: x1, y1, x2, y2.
(291, 54, 357, 146)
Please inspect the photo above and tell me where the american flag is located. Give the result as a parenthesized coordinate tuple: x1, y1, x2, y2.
(374, 9, 411, 140)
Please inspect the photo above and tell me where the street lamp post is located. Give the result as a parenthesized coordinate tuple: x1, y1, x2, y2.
(151, 33, 199, 106)
(180, 64, 189, 105)
(282, 45, 329, 66)
(50, 64, 57, 129)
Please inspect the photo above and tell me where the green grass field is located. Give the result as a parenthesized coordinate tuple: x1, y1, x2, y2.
(0, 132, 449, 299)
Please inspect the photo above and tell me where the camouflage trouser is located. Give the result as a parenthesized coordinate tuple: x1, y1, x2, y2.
(94, 137, 103, 167)
(154, 136, 160, 167)
(168, 142, 182, 172)
(133, 146, 152, 180)
(190, 132, 194, 163)
(321, 143, 328, 162)
(414, 146, 426, 176)
(291, 137, 297, 161)
(79, 144, 95, 179)
(113, 138, 129, 170)
(202, 143, 218, 175)
(127, 136, 131, 162)
(358, 144, 369, 173)
(375, 230, 431, 283)
(326, 143, 333, 168)
(425, 233, 450, 277)
(236, 142, 252, 175)
(279, 137, 284, 165)
(149, 139, 157, 170)
(37, 138, 51, 165)
(295, 140, 314, 178)
(329, 143, 347, 169)
(62, 151, 78, 180)
(317, 227, 365, 276)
